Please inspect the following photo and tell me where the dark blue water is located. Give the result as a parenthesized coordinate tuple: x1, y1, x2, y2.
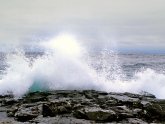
(119, 54, 165, 78)
(89, 52, 165, 80)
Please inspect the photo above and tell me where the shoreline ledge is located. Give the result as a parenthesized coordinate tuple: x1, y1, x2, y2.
(0, 90, 165, 123)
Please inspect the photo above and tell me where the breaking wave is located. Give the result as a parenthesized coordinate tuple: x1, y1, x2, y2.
(0, 34, 165, 98)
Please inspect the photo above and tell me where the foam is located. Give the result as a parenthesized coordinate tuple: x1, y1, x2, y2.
(0, 34, 165, 98)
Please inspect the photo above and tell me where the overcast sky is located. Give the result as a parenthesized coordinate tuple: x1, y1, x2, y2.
(0, 0, 165, 53)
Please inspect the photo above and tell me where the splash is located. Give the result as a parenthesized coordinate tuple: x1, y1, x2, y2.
(41, 34, 83, 57)
(0, 34, 165, 98)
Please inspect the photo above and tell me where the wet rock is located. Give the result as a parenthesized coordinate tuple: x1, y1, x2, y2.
(0, 90, 165, 123)
(42, 100, 72, 117)
(140, 91, 156, 99)
(83, 90, 98, 99)
(23, 91, 49, 103)
(109, 94, 139, 103)
(85, 109, 116, 122)
(2, 98, 18, 106)
(42, 104, 55, 117)
(144, 102, 165, 122)
(157, 99, 165, 110)
(132, 108, 143, 116)
(7, 106, 18, 117)
(32, 116, 94, 124)
(0, 94, 14, 99)
(111, 106, 133, 120)
(14, 105, 39, 122)
(127, 118, 148, 124)
(74, 107, 117, 122)
(123, 92, 143, 100)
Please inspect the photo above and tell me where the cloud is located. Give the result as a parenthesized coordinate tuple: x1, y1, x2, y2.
(0, 0, 165, 52)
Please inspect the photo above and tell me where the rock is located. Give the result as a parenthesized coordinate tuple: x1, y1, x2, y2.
(23, 91, 49, 103)
(74, 107, 117, 122)
(83, 90, 98, 99)
(14, 105, 39, 122)
(144, 102, 165, 122)
(32, 116, 94, 124)
(0, 94, 14, 99)
(42, 104, 55, 117)
(111, 106, 133, 120)
(85, 108, 116, 121)
(7, 106, 18, 117)
(140, 91, 156, 99)
(118, 112, 133, 120)
(127, 118, 148, 124)
(123, 92, 143, 98)
(157, 99, 165, 110)
(74, 109, 87, 119)
(108, 94, 139, 103)
(42, 100, 72, 117)
(2, 98, 18, 106)
(132, 108, 143, 116)
(0, 90, 165, 123)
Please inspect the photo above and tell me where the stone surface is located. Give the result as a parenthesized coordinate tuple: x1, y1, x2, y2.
(0, 90, 165, 123)
(14, 105, 39, 122)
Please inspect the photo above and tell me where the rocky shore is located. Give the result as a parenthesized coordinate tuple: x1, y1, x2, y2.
(0, 90, 165, 124)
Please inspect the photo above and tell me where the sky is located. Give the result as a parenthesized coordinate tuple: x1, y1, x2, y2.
(0, 0, 165, 53)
